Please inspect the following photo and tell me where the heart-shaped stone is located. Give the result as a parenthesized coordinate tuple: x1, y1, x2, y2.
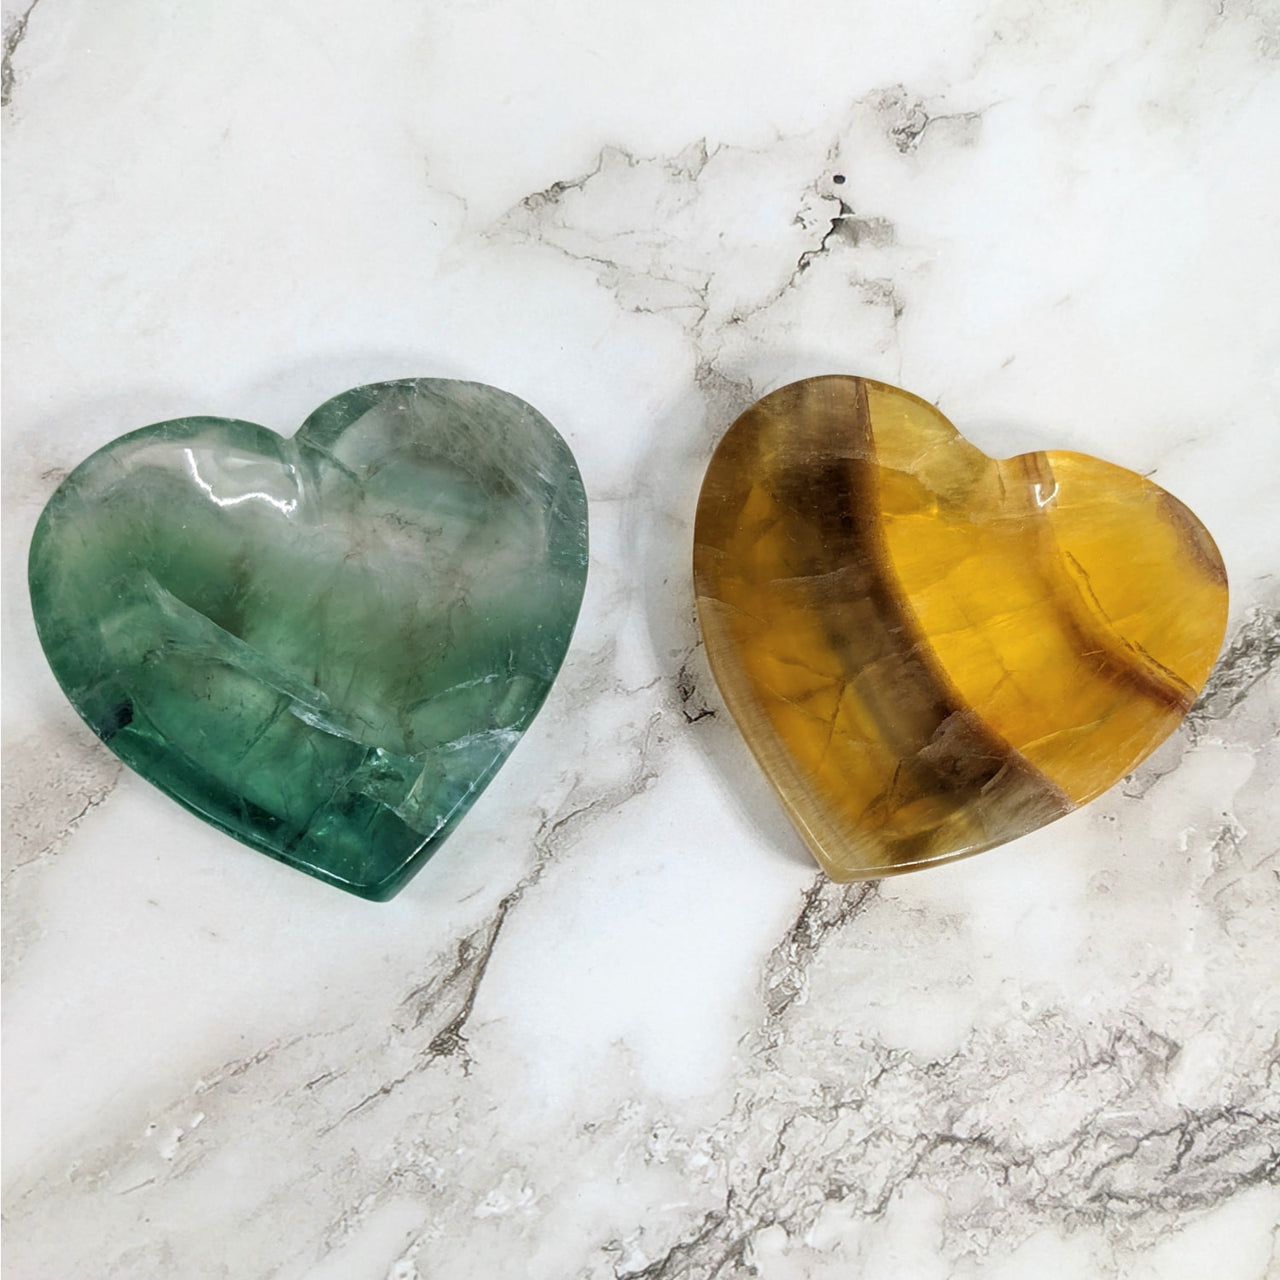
(29, 379, 589, 899)
(693, 376, 1228, 879)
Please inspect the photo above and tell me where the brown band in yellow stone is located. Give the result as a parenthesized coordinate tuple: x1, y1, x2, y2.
(693, 376, 1228, 880)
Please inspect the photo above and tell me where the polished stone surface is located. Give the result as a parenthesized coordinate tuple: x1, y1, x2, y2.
(28, 380, 588, 899)
(695, 376, 1229, 878)
(5, 2, 1279, 1277)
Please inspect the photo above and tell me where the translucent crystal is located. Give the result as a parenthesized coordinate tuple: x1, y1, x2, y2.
(29, 379, 589, 899)
(694, 376, 1228, 878)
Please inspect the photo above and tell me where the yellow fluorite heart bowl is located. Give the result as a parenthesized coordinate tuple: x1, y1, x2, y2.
(693, 376, 1228, 879)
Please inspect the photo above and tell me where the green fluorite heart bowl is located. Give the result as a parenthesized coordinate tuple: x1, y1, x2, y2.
(29, 379, 589, 900)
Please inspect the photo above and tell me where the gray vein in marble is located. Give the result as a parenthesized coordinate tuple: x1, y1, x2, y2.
(2, 728, 121, 971)
(507, 139, 718, 327)
(795, 199, 897, 280)
(611, 1018, 1278, 1277)
(1, 729, 121, 878)
(1186, 603, 1280, 740)
(485, 88, 994, 396)
(872, 86, 987, 155)
(1211, 0, 1280, 57)
(760, 880, 879, 1031)
(674, 658, 716, 725)
(1, 0, 39, 107)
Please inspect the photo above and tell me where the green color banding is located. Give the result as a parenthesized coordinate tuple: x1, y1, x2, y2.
(29, 379, 589, 900)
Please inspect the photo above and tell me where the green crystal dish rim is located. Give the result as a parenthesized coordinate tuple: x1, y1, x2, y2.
(28, 378, 589, 900)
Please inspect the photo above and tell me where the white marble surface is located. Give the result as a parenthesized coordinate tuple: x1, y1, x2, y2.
(4, 1, 1280, 1276)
